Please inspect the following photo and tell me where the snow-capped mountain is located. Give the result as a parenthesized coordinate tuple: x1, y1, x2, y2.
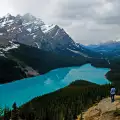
(88, 39, 120, 58)
(0, 13, 100, 58)
(0, 13, 75, 51)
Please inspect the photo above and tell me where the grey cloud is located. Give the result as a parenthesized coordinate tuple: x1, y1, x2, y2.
(5, 0, 120, 44)
(98, 16, 120, 25)
(96, 0, 120, 25)
(52, 0, 99, 20)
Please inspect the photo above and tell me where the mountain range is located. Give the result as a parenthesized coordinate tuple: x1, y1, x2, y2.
(88, 39, 120, 58)
(0, 13, 101, 57)
(0, 13, 119, 84)
(0, 13, 93, 83)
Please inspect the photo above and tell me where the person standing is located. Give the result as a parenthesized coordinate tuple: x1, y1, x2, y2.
(110, 85, 116, 102)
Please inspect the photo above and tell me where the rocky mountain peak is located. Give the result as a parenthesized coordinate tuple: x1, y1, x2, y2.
(0, 13, 89, 57)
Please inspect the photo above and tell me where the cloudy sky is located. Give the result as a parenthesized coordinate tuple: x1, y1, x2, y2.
(0, 0, 120, 44)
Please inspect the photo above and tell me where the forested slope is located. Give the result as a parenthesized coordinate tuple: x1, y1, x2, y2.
(3, 80, 110, 120)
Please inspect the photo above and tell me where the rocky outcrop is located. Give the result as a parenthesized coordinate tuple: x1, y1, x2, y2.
(82, 96, 120, 120)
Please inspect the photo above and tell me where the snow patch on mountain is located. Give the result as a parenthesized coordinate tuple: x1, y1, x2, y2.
(33, 35, 37, 39)
(27, 28, 32, 32)
(54, 29, 60, 37)
(113, 38, 120, 42)
(41, 24, 55, 33)
(3, 42, 20, 52)
(0, 19, 14, 27)
(34, 42, 40, 48)
(67, 48, 89, 57)
(0, 33, 4, 35)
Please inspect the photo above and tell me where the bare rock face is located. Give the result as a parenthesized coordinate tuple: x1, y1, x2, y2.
(83, 96, 120, 120)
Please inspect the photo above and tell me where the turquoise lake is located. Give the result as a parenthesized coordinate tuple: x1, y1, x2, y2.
(0, 64, 110, 108)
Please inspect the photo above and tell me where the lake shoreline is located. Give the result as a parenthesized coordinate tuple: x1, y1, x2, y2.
(0, 64, 110, 108)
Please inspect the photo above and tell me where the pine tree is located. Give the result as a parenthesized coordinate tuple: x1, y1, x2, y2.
(4, 107, 11, 120)
(0, 107, 3, 117)
(11, 102, 19, 120)
(59, 110, 64, 120)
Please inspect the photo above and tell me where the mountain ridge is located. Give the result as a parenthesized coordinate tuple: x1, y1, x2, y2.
(0, 13, 102, 58)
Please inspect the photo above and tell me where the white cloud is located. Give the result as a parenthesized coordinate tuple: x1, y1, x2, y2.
(0, 0, 120, 44)
(0, 0, 15, 16)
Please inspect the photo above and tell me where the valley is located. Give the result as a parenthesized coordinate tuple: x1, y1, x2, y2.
(0, 64, 109, 108)
(0, 13, 120, 120)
